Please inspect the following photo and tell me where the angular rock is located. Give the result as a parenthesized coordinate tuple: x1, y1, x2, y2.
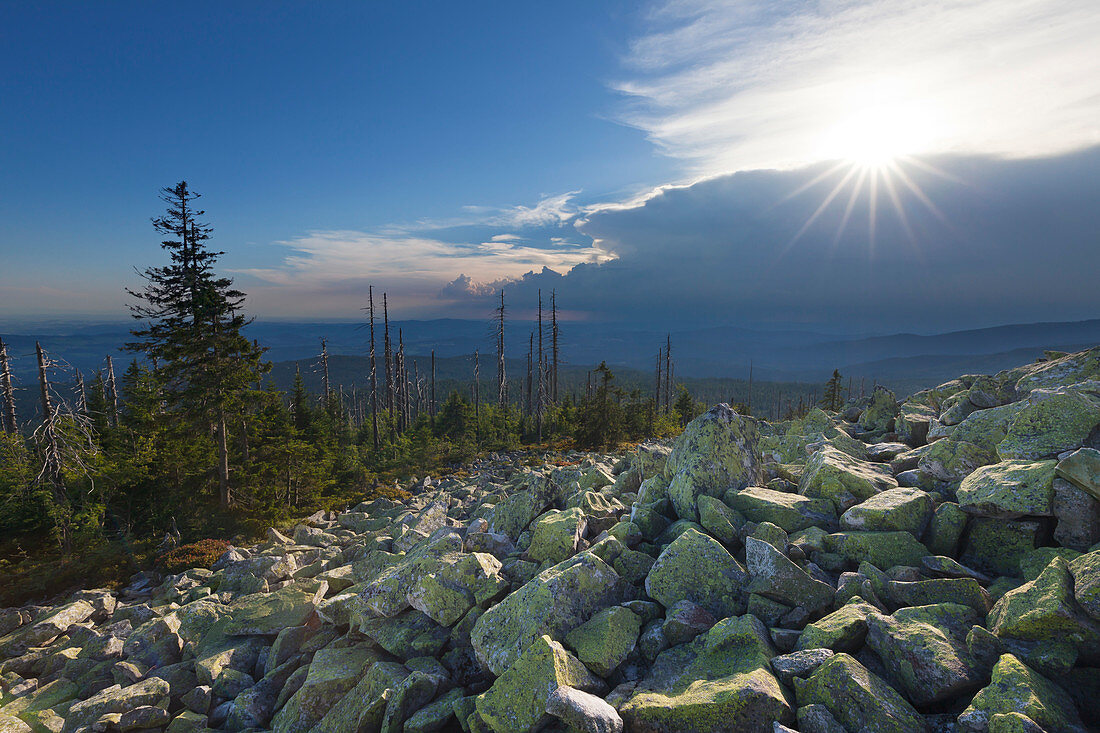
(957, 460, 1057, 518)
(799, 446, 897, 513)
(271, 645, 385, 733)
(696, 494, 741, 545)
(664, 404, 763, 521)
(1070, 550, 1100, 621)
(998, 385, 1100, 461)
(744, 537, 833, 614)
(620, 615, 793, 733)
(797, 599, 881, 652)
(769, 648, 834, 686)
(958, 654, 1086, 733)
(475, 635, 605, 733)
(824, 530, 929, 570)
(988, 556, 1100, 645)
(564, 605, 642, 677)
(1052, 478, 1100, 550)
(865, 603, 983, 706)
(546, 688, 624, 733)
(644, 528, 746, 619)
(792, 653, 926, 733)
(961, 517, 1045, 577)
(471, 551, 622, 676)
(1055, 447, 1100, 499)
(839, 487, 934, 536)
(729, 486, 836, 533)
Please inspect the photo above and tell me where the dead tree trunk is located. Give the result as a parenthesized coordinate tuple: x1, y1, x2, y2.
(496, 290, 506, 411)
(525, 333, 533, 419)
(368, 286, 380, 449)
(384, 293, 394, 424)
(551, 290, 559, 404)
(430, 350, 436, 422)
(655, 348, 662, 413)
(36, 342, 70, 551)
(536, 291, 544, 443)
(396, 330, 406, 433)
(664, 334, 672, 410)
(105, 355, 119, 427)
(473, 349, 480, 441)
(217, 408, 230, 508)
(0, 337, 16, 433)
(320, 338, 332, 422)
(75, 371, 88, 416)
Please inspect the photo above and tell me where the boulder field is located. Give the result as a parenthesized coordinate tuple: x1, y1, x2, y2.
(3, 346, 1100, 732)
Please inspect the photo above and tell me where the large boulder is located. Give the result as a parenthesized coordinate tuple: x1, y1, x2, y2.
(728, 486, 836, 533)
(792, 653, 927, 733)
(858, 385, 899, 433)
(1070, 550, 1100, 621)
(470, 551, 623, 676)
(997, 384, 1100, 460)
(1056, 448, 1100, 500)
(824, 530, 929, 570)
(744, 537, 834, 614)
(799, 446, 897, 513)
(474, 635, 605, 733)
(224, 580, 327, 636)
(619, 615, 794, 732)
(564, 605, 642, 677)
(271, 645, 385, 733)
(865, 603, 983, 706)
(664, 404, 763, 521)
(839, 487, 934, 536)
(958, 654, 1086, 733)
(527, 508, 587, 564)
(957, 460, 1058, 518)
(987, 557, 1100, 646)
(644, 528, 747, 619)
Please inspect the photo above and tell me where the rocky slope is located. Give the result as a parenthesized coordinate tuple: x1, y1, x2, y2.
(3, 347, 1100, 733)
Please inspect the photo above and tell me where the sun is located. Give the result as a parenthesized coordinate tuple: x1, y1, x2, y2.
(821, 101, 937, 168)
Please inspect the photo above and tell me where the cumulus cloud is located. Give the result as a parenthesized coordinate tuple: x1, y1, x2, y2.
(614, 0, 1100, 175)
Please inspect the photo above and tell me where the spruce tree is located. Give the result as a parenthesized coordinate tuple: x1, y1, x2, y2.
(127, 181, 268, 508)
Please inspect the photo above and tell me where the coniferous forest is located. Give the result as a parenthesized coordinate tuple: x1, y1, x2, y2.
(0, 183, 736, 602)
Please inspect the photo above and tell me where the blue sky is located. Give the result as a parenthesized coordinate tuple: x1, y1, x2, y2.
(3, 1, 1099, 331)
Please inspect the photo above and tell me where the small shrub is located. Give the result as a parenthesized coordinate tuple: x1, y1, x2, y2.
(361, 484, 412, 503)
(157, 539, 231, 574)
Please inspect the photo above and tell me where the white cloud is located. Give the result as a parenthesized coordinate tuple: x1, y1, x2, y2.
(615, 0, 1100, 176)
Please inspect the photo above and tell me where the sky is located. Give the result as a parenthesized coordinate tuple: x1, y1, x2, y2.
(2, 0, 1099, 333)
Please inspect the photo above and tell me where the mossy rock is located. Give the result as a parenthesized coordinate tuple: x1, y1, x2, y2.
(797, 598, 881, 652)
(957, 460, 1057, 518)
(958, 654, 1086, 733)
(865, 603, 982, 706)
(988, 557, 1100, 645)
(1056, 448, 1100, 500)
(925, 502, 968, 557)
(961, 517, 1044, 577)
(799, 446, 897, 513)
(696, 495, 743, 545)
(839, 487, 934, 536)
(564, 605, 642, 677)
(665, 405, 763, 521)
(729, 486, 836, 533)
(474, 635, 604, 733)
(470, 551, 623, 676)
(886, 577, 992, 616)
(271, 645, 387, 733)
(918, 438, 997, 482)
(1070, 550, 1100, 621)
(792, 653, 926, 733)
(998, 387, 1100, 461)
(620, 615, 793, 733)
(859, 385, 899, 433)
(645, 528, 747, 620)
(526, 508, 587, 564)
(824, 530, 929, 570)
(744, 537, 834, 614)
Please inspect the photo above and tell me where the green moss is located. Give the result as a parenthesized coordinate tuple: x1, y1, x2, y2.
(728, 486, 836, 533)
(957, 460, 1057, 518)
(918, 438, 997, 482)
(564, 605, 642, 677)
(475, 635, 603, 733)
(840, 487, 934, 536)
(824, 530, 929, 570)
(998, 388, 1100, 461)
(799, 446, 897, 513)
(961, 517, 1043, 577)
(959, 654, 1085, 733)
(792, 653, 925, 733)
(797, 599, 881, 652)
(644, 528, 746, 619)
(988, 557, 1100, 645)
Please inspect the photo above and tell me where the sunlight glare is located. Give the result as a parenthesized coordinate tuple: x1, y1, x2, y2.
(821, 101, 938, 167)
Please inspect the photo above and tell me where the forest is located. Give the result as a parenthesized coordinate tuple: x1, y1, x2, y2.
(0, 182, 841, 604)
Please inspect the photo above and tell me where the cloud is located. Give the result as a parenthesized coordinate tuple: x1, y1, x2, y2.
(481, 147, 1100, 332)
(614, 0, 1100, 176)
